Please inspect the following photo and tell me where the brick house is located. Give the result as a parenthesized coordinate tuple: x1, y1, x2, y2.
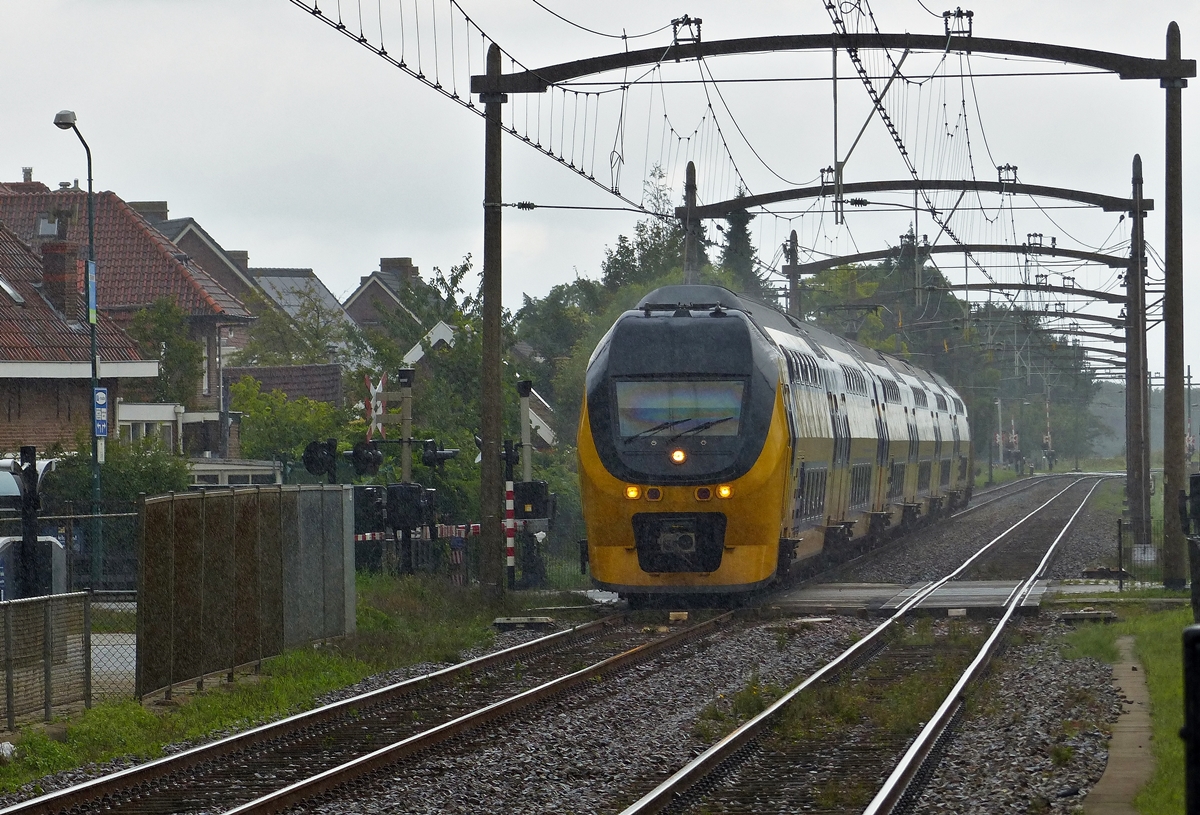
(0, 174, 253, 455)
(342, 257, 425, 330)
(0, 223, 158, 453)
(143, 207, 357, 365)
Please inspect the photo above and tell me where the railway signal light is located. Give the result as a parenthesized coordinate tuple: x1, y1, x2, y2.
(302, 438, 339, 483)
(421, 440, 459, 469)
(348, 441, 383, 476)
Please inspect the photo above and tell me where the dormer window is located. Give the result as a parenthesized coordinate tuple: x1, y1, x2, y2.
(0, 276, 23, 305)
(36, 213, 58, 237)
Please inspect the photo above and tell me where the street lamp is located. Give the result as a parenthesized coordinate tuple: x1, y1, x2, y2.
(54, 109, 103, 586)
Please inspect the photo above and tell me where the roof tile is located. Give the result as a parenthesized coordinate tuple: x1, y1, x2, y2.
(0, 188, 250, 320)
(0, 224, 147, 363)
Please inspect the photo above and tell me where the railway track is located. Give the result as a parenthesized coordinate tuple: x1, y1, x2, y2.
(618, 475, 1109, 814)
(794, 472, 1071, 588)
(2, 475, 1109, 814)
(1, 612, 735, 815)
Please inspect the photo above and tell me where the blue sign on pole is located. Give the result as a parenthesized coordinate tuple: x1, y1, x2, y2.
(87, 260, 97, 325)
(94, 387, 108, 438)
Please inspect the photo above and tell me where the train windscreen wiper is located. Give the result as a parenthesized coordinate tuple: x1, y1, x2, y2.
(665, 416, 735, 444)
(623, 418, 693, 443)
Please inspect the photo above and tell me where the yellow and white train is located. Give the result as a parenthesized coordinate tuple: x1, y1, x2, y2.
(577, 284, 973, 601)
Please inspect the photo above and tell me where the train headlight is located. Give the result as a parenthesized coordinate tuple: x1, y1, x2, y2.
(716, 484, 734, 499)
(646, 487, 662, 501)
(695, 487, 712, 501)
(624, 485, 641, 500)
(670, 449, 687, 464)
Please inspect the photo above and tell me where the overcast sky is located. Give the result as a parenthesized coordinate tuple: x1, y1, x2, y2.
(2, 0, 1198, 383)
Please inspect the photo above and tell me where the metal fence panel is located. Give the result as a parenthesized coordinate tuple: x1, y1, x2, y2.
(201, 492, 236, 678)
(258, 489, 284, 659)
(0, 593, 88, 727)
(321, 488, 345, 640)
(286, 488, 323, 648)
(171, 497, 204, 686)
(232, 490, 262, 668)
(137, 499, 172, 696)
(137, 486, 352, 698)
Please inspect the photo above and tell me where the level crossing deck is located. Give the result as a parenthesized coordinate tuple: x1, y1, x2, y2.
(773, 580, 1050, 616)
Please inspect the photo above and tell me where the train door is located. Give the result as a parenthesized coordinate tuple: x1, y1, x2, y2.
(871, 381, 889, 512)
(825, 379, 849, 525)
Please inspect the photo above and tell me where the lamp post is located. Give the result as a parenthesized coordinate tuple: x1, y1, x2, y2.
(54, 110, 102, 586)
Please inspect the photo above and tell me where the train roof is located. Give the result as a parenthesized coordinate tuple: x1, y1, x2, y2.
(635, 284, 956, 396)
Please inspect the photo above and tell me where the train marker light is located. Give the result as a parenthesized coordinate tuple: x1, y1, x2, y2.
(670, 449, 687, 464)
(646, 487, 662, 501)
(625, 485, 641, 500)
(717, 484, 734, 499)
(695, 487, 712, 501)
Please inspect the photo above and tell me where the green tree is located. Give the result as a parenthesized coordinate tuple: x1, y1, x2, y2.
(514, 277, 606, 405)
(43, 436, 190, 510)
(719, 192, 763, 297)
(233, 284, 359, 367)
(230, 376, 346, 463)
(125, 298, 204, 407)
(600, 167, 706, 291)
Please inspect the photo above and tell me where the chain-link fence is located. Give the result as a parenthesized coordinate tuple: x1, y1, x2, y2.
(0, 501, 141, 592)
(0, 593, 88, 729)
(1114, 518, 1193, 585)
(89, 591, 136, 700)
(376, 526, 590, 591)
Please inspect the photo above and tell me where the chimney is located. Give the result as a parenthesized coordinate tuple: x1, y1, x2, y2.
(41, 241, 82, 319)
(379, 257, 419, 289)
(226, 250, 249, 272)
(129, 201, 169, 223)
(21, 167, 32, 183)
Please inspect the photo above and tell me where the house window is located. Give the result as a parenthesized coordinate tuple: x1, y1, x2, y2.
(202, 341, 210, 395)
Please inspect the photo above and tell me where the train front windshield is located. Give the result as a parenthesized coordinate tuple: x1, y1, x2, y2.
(615, 380, 745, 439)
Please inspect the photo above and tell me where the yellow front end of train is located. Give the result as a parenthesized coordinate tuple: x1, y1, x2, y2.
(578, 387, 792, 595)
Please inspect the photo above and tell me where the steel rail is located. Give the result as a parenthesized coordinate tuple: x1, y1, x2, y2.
(0, 615, 625, 815)
(806, 474, 1062, 587)
(619, 477, 1094, 814)
(863, 476, 1111, 814)
(222, 612, 736, 814)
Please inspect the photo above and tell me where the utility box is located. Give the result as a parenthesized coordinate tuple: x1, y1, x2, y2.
(353, 485, 387, 572)
(387, 482, 426, 530)
(0, 537, 66, 600)
(514, 480, 551, 520)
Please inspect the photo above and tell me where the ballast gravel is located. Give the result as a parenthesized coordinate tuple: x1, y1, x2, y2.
(307, 615, 875, 814)
(909, 617, 1121, 814)
(0, 478, 1134, 814)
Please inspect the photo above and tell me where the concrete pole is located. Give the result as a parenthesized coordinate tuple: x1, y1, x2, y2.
(1127, 155, 1150, 550)
(480, 44, 507, 594)
(398, 368, 414, 483)
(1163, 22, 1188, 589)
(682, 161, 699, 284)
(787, 230, 800, 318)
(995, 397, 1003, 468)
(518, 380, 533, 483)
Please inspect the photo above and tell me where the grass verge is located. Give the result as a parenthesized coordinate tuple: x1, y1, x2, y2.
(0, 573, 581, 794)
(1062, 604, 1191, 814)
